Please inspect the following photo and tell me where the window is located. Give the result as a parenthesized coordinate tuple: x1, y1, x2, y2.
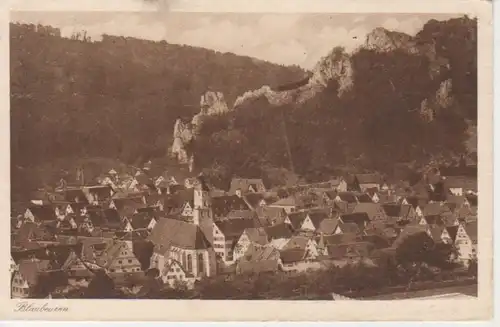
(198, 253, 204, 274)
(128, 259, 132, 263)
(118, 260, 122, 264)
(182, 253, 187, 269)
(110, 269, 115, 272)
(187, 254, 193, 272)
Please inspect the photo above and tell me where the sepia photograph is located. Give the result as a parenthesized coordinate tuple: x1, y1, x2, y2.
(2, 0, 493, 322)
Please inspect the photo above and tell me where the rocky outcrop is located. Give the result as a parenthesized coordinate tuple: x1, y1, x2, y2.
(170, 91, 230, 166)
(309, 46, 353, 97)
(170, 118, 194, 164)
(233, 48, 353, 108)
(201, 91, 229, 115)
(418, 78, 454, 122)
(365, 27, 449, 80)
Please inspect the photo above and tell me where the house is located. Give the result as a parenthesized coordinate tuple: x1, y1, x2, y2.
(330, 177, 348, 192)
(109, 197, 147, 219)
(67, 202, 88, 216)
(213, 219, 256, 264)
(268, 196, 301, 214)
(365, 188, 380, 203)
(356, 193, 374, 203)
(323, 242, 375, 267)
(128, 213, 157, 231)
(264, 223, 294, 247)
(14, 221, 56, 248)
(242, 192, 277, 210)
(339, 212, 370, 231)
(454, 221, 478, 265)
(148, 218, 216, 279)
(351, 203, 387, 222)
(419, 215, 444, 227)
(441, 225, 459, 245)
(422, 202, 451, 217)
(400, 196, 426, 217)
(427, 225, 445, 243)
(59, 187, 92, 204)
(382, 204, 417, 222)
(24, 205, 57, 224)
(334, 192, 359, 204)
(233, 227, 269, 261)
(61, 248, 100, 281)
(299, 211, 330, 232)
(226, 209, 258, 222)
(333, 222, 361, 235)
(159, 259, 196, 289)
(284, 211, 307, 230)
(392, 225, 431, 249)
(97, 240, 143, 274)
(88, 208, 132, 232)
(279, 239, 321, 272)
(211, 195, 251, 219)
(255, 206, 287, 226)
(317, 218, 339, 236)
(352, 173, 382, 192)
(229, 178, 267, 196)
(236, 244, 282, 274)
(282, 235, 320, 259)
(11, 258, 51, 298)
(443, 176, 478, 196)
(446, 195, 471, 209)
(82, 185, 114, 205)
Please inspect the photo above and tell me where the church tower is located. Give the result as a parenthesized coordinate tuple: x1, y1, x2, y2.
(192, 174, 217, 276)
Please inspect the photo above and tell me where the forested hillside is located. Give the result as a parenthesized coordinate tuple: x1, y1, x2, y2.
(10, 22, 306, 167)
(194, 16, 477, 183)
(10, 16, 477, 197)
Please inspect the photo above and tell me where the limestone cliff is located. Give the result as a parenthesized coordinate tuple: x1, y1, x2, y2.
(170, 91, 230, 166)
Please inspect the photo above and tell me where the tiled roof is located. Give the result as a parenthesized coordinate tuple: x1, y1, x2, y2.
(423, 202, 449, 216)
(336, 192, 358, 203)
(392, 225, 429, 248)
(17, 259, 51, 286)
(215, 219, 256, 240)
(317, 218, 339, 235)
(355, 173, 382, 185)
(264, 223, 294, 240)
(255, 206, 287, 226)
(243, 227, 269, 245)
(229, 178, 266, 194)
(464, 221, 478, 243)
(340, 212, 370, 227)
(307, 211, 329, 229)
(27, 205, 57, 222)
(243, 193, 265, 209)
(321, 233, 359, 246)
(351, 203, 384, 221)
(286, 211, 308, 229)
(337, 222, 360, 234)
(282, 235, 310, 251)
(279, 248, 306, 263)
(129, 213, 154, 230)
(148, 218, 211, 251)
(445, 225, 459, 242)
(211, 195, 250, 218)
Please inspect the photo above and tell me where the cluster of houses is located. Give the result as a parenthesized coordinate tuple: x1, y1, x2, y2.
(10, 161, 478, 298)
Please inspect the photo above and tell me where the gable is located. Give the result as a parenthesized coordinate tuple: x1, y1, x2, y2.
(300, 216, 316, 231)
(181, 202, 193, 216)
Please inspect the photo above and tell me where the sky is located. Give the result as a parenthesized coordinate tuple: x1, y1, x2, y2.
(11, 9, 463, 69)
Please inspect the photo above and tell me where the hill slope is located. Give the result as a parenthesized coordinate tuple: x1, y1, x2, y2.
(190, 16, 477, 182)
(10, 22, 306, 168)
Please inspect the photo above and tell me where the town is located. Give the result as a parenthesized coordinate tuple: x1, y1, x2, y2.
(10, 157, 478, 299)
